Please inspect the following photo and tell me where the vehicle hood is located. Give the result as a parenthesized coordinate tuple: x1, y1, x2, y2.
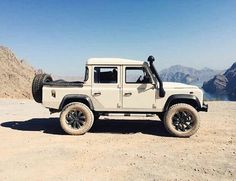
(163, 82, 199, 89)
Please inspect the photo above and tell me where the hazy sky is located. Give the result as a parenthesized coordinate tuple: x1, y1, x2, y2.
(0, 0, 236, 75)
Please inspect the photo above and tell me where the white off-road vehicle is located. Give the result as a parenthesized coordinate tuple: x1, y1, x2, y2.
(32, 56, 208, 137)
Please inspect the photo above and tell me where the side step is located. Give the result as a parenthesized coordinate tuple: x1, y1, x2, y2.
(103, 113, 156, 117)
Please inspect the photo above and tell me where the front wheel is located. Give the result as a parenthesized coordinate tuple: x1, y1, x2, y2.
(60, 102, 94, 135)
(164, 103, 200, 137)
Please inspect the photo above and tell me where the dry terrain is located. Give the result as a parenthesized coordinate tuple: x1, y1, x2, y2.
(0, 100, 235, 180)
(0, 46, 36, 99)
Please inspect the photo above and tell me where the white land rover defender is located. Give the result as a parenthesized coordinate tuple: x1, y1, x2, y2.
(32, 56, 208, 137)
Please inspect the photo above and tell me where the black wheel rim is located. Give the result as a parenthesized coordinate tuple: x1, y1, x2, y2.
(172, 111, 194, 132)
(66, 110, 86, 129)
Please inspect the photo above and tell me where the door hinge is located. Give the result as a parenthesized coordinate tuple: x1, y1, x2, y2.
(117, 103, 121, 108)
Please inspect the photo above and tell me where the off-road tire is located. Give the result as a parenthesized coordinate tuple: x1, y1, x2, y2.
(32, 74, 52, 103)
(60, 102, 94, 135)
(164, 103, 200, 137)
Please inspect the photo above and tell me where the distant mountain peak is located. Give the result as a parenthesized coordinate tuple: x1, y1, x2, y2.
(203, 62, 236, 101)
(230, 62, 236, 69)
(160, 64, 222, 85)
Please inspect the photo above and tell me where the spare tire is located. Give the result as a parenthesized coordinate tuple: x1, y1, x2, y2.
(32, 74, 53, 103)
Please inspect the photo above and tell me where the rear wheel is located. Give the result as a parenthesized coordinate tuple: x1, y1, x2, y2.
(164, 103, 200, 137)
(60, 102, 94, 135)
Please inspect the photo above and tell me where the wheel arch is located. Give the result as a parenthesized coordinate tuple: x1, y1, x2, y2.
(164, 94, 201, 112)
(59, 94, 94, 111)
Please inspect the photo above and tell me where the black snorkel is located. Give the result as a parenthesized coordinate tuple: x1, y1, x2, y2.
(147, 56, 165, 97)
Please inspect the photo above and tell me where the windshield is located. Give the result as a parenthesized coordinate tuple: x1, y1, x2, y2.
(144, 63, 158, 85)
(84, 66, 89, 81)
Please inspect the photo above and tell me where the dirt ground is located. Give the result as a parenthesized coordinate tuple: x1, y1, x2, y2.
(0, 99, 235, 181)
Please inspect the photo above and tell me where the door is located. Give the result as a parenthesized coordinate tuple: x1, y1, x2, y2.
(92, 66, 121, 110)
(122, 66, 156, 109)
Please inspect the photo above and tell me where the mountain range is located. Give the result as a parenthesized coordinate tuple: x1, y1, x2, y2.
(0, 46, 36, 99)
(160, 65, 223, 85)
(159, 63, 236, 101)
(0, 45, 235, 101)
(203, 63, 236, 101)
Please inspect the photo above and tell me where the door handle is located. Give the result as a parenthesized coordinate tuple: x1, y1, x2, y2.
(93, 92, 101, 96)
(124, 92, 132, 96)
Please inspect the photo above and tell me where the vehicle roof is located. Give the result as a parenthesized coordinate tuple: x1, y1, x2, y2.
(86, 58, 144, 65)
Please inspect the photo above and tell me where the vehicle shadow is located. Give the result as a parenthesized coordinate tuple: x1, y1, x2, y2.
(1, 118, 170, 137)
(1, 118, 65, 135)
(90, 119, 170, 136)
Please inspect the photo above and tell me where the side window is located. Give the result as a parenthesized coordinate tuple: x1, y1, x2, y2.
(126, 67, 152, 83)
(94, 67, 118, 83)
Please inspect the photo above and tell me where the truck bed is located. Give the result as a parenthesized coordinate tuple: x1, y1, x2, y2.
(43, 80, 84, 87)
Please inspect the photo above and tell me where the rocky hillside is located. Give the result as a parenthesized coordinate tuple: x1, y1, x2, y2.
(0, 46, 36, 99)
(203, 62, 236, 101)
(160, 65, 222, 85)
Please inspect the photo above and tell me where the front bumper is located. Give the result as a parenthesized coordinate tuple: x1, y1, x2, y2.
(199, 103, 208, 112)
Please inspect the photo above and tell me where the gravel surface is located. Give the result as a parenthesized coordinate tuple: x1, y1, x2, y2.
(0, 99, 235, 180)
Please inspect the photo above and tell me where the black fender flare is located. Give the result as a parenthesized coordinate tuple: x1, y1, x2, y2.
(59, 94, 94, 111)
(163, 94, 201, 112)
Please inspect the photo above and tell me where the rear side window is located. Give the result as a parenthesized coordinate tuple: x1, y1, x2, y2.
(94, 67, 117, 83)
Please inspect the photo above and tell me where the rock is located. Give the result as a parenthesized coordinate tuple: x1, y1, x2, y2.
(0, 46, 36, 99)
(202, 75, 228, 94)
(203, 62, 236, 101)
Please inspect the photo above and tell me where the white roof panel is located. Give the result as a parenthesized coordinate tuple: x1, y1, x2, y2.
(87, 58, 144, 65)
